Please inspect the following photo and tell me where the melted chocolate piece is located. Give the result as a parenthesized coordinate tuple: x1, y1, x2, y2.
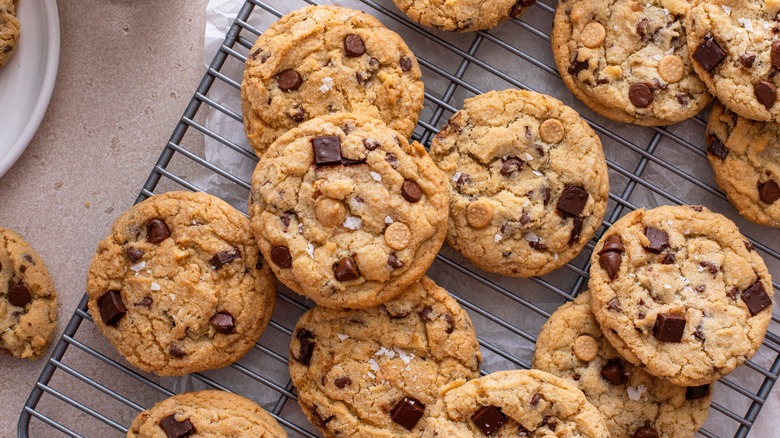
(772, 40, 780, 70)
(608, 298, 622, 311)
(643, 226, 669, 253)
(755, 80, 777, 109)
(556, 185, 589, 217)
(211, 247, 241, 269)
(210, 312, 235, 333)
(598, 234, 624, 254)
(661, 252, 676, 264)
(740, 52, 756, 68)
(401, 180, 423, 203)
(500, 156, 524, 177)
(699, 261, 718, 274)
(334, 376, 352, 389)
(653, 313, 686, 342)
(333, 257, 360, 281)
(270, 246, 292, 268)
(390, 397, 426, 430)
(599, 252, 622, 280)
(693, 37, 726, 72)
(296, 329, 316, 365)
(98, 290, 126, 326)
(706, 136, 728, 160)
(158, 414, 195, 438)
(568, 56, 589, 76)
(146, 218, 170, 243)
(388, 253, 404, 269)
(741, 282, 772, 316)
(633, 423, 659, 438)
(569, 217, 584, 244)
(312, 136, 342, 166)
(471, 405, 508, 435)
(629, 83, 654, 107)
(169, 345, 186, 358)
(363, 138, 380, 150)
(343, 34, 366, 57)
(601, 358, 627, 385)
(686, 384, 710, 400)
(8, 284, 31, 307)
(276, 69, 302, 91)
(126, 247, 144, 263)
(400, 56, 413, 71)
(759, 180, 780, 204)
(135, 296, 153, 307)
(510, 0, 536, 18)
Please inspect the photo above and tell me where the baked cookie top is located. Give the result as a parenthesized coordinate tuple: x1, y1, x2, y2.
(533, 291, 712, 438)
(589, 205, 773, 386)
(249, 113, 448, 309)
(706, 102, 780, 228)
(429, 89, 609, 277)
(553, 0, 710, 125)
(127, 390, 287, 437)
(87, 191, 276, 376)
(423, 369, 609, 437)
(242, 4, 424, 156)
(391, 0, 535, 32)
(289, 277, 481, 436)
(0, 0, 19, 68)
(0, 227, 57, 360)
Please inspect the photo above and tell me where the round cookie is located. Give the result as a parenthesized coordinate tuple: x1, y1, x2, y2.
(0, 227, 57, 359)
(249, 113, 448, 309)
(423, 369, 609, 437)
(552, 0, 710, 126)
(533, 291, 712, 438)
(289, 277, 481, 436)
(706, 102, 780, 228)
(686, 0, 780, 122)
(429, 89, 609, 277)
(86, 191, 276, 376)
(391, 0, 535, 33)
(0, 0, 19, 68)
(589, 205, 774, 386)
(127, 390, 287, 437)
(242, 5, 424, 157)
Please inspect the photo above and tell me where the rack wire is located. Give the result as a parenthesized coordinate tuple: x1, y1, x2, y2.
(18, 0, 780, 436)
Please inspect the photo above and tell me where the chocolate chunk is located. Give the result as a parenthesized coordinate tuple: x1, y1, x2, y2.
(541, 417, 558, 430)
(158, 414, 195, 438)
(599, 252, 622, 280)
(601, 358, 627, 385)
(390, 397, 426, 430)
(759, 180, 780, 204)
(745, 241, 755, 252)
(344, 34, 366, 57)
(529, 241, 548, 251)
(773, 41, 780, 70)
(270, 246, 292, 268)
(633, 423, 659, 438)
(211, 247, 241, 269)
(608, 298, 622, 311)
(755, 80, 777, 109)
(740, 52, 756, 68)
(281, 212, 292, 229)
(169, 345, 186, 358)
(742, 282, 772, 316)
(296, 329, 316, 365)
(662, 252, 676, 264)
(500, 156, 524, 177)
(686, 385, 710, 400)
(334, 376, 352, 388)
(388, 253, 404, 269)
(530, 393, 541, 406)
(629, 83, 654, 108)
(653, 313, 686, 342)
(401, 180, 423, 203)
(340, 156, 366, 166)
(135, 297, 153, 307)
(400, 56, 413, 71)
(599, 234, 625, 254)
(676, 93, 691, 105)
(312, 136, 342, 166)
(542, 186, 552, 205)
(386, 152, 399, 168)
(636, 18, 649, 38)
(276, 69, 302, 91)
(568, 57, 589, 76)
(126, 247, 144, 263)
(333, 257, 360, 281)
(363, 138, 380, 150)
(643, 226, 669, 253)
(727, 286, 739, 301)
(510, 0, 536, 18)
(146, 218, 170, 243)
(570, 217, 584, 244)
(8, 284, 31, 307)
(556, 185, 589, 217)
(699, 261, 718, 275)
(693, 37, 726, 72)
(707, 136, 728, 160)
(471, 405, 508, 435)
(419, 305, 433, 322)
(210, 312, 235, 333)
(98, 290, 126, 326)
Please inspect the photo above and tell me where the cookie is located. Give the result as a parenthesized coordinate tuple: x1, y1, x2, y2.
(706, 102, 780, 228)
(429, 89, 609, 277)
(391, 0, 535, 32)
(289, 277, 481, 436)
(533, 291, 712, 438)
(589, 205, 774, 386)
(423, 369, 609, 437)
(127, 390, 286, 437)
(86, 191, 276, 376)
(686, 0, 780, 122)
(242, 5, 424, 157)
(552, 0, 710, 125)
(0, 0, 19, 68)
(249, 113, 448, 309)
(0, 227, 57, 359)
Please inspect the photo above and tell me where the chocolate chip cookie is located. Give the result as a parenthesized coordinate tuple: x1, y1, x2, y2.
(423, 369, 609, 437)
(0, 0, 19, 68)
(429, 89, 609, 277)
(249, 113, 448, 309)
(242, 4, 424, 157)
(127, 390, 287, 437)
(706, 102, 780, 228)
(0, 227, 57, 359)
(553, 0, 710, 125)
(391, 0, 535, 32)
(86, 191, 276, 376)
(686, 0, 780, 122)
(289, 277, 481, 436)
(589, 205, 774, 386)
(534, 291, 712, 437)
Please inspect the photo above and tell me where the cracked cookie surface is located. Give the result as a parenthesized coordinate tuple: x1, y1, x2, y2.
(0, 0, 19, 67)
(87, 191, 276, 376)
(429, 89, 609, 277)
(589, 205, 773, 386)
(553, 0, 710, 125)
(249, 113, 448, 309)
(533, 291, 712, 438)
(0, 227, 57, 359)
(289, 277, 481, 437)
(242, 4, 424, 157)
(391, 0, 535, 32)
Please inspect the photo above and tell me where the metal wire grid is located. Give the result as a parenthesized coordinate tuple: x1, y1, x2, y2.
(17, 0, 780, 436)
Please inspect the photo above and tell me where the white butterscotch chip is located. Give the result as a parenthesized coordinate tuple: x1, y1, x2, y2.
(539, 119, 565, 144)
(466, 200, 493, 229)
(315, 197, 346, 228)
(580, 22, 606, 48)
(384, 222, 411, 250)
(658, 55, 685, 83)
(572, 335, 599, 361)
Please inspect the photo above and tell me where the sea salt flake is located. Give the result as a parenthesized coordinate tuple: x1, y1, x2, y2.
(524, 152, 534, 161)
(627, 384, 647, 401)
(169, 293, 176, 302)
(307, 242, 315, 258)
(554, 253, 559, 260)
(739, 18, 753, 31)
(663, 8, 669, 15)
(384, 216, 393, 224)
(367, 372, 376, 379)
(319, 77, 333, 92)
(666, 47, 675, 55)
(495, 234, 502, 242)
(722, 5, 732, 15)
(664, 284, 672, 289)
(613, 25, 619, 31)
(452, 172, 462, 182)
(532, 170, 543, 177)
(370, 171, 382, 182)
(524, 231, 540, 242)
(368, 358, 380, 372)
(337, 333, 349, 341)
(343, 216, 362, 230)
(150, 282, 161, 291)
(394, 347, 413, 365)
(130, 261, 146, 272)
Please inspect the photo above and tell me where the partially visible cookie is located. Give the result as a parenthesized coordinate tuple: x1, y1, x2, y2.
(87, 191, 276, 376)
(249, 113, 448, 309)
(127, 390, 287, 437)
(0, 0, 19, 68)
(242, 5, 424, 156)
(553, 0, 710, 125)
(391, 0, 535, 32)
(429, 89, 609, 277)
(589, 205, 774, 386)
(534, 291, 712, 438)
(706, 102, 780, 228)
(0, 227, 57, 359)
(289, 277, 481, 436)
(423, 369, 609, 437)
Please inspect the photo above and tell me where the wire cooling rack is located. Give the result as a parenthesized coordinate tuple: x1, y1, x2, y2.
(18, 0, 780, 436)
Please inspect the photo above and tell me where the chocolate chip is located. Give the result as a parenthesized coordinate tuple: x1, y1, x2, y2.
(334, 376, 352, 388)
(629, 83, 653, 108)
(759, 180, 780, 204)
(740, 52, 756, 68)
(601, 358, 627, 385)
(693, 37, 726, 72)
(530, 393, 541, 406)
(643, 227, 669, 253)
(8, 284, 31, 307)
(361, 139, 380, 151)
(500, 156, 524, 177)
(742, 282, 772, 316)
(556, 185, 589, 217)
(401, 180, 423, 203)
(633, 423, 659, 438)
(568, 56, 589, 76)
(599, 234, 625, 254)
(699, 261, 718, 275)
(676, 93, 691, 106)
(211, 248, 241, 269)
(312, 136, 342, 166)
(661, 253, 676, 264)
(289, 107, 305, 122)
(344, 34, 366, 57)
(418, 305, 433, 322)
(146, 218, 170, 243)
(727, 286, 739, 300)
(296, 329, 316, 365)
(694, 325, 705, 340)
(527, 241, 547, 251)
(386, 152, 399, 168)
(98, 290, 126, 326)
(653, 313, 686, 342)
(445, 314, 455, 334)
(471, 405, 508, 435)
(333, 257, 360, 281)
(400, 56, 413, 72)
(569, 217, 584, 244)
(210, 312, 235, 333)
(599, 252, 622, 280)
(695, 285, 706, 293)
(158, 414, 195, 438)
(636, 18, 649, 38)
(686, 385, 710, 400)
(169, 345, 186, 358)
(135, 297, 153, 307)
(390, 396, 426, 430)
(126, 247, 144, 263)
(745, 241, 755, 252)
(270, 246, 292, 268)
(388, 253, 404, 269)
(541, 417, 558, 430)
(755, 80, 777, 109)
(707, 136, 728, 160)
(608, 298, 622, 311)
(276, 69, 302, 91)
(455, 173, 471, 188)
(773, 41, 780, 70)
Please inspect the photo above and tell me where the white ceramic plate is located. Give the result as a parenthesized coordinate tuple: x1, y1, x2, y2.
(0, 0, 59, 178)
